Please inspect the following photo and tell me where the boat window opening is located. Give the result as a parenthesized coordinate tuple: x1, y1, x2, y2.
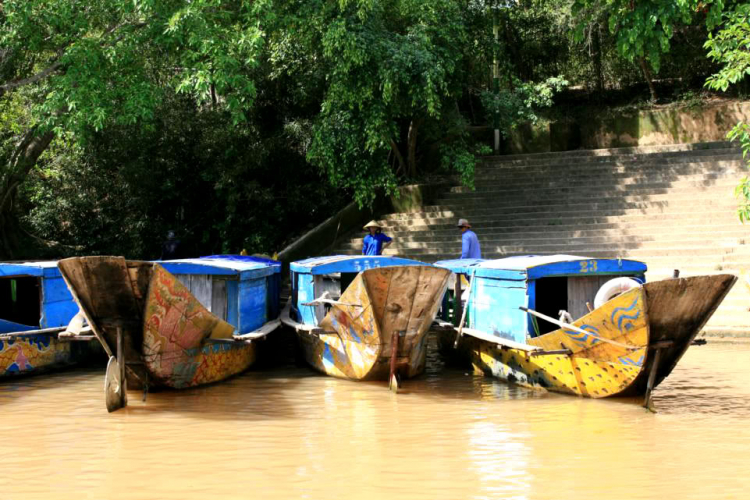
(533, 277, 568, 334)
(0, 276, 41, 327)
(314, 274, 342, 322)
(315, 274, 341, 299)
(340, 272, 357, 296)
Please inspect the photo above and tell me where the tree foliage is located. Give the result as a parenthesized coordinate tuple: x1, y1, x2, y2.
(0, 0, 269, 257)
(704, 4, 750, 222)
(2, 0, 741, 259)
(572, 0, 726, 99)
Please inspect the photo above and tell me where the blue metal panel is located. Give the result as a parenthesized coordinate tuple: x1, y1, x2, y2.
(226, 280, 239, 329)
(526, 280, 536, 337)
(160, 256, 281, 280)
(433, 258, 486, 274)
(40, 276, 78, 329)
(42, 301, 80, 329)
(0, 264, 45, 277)
(42, 267, 64, 278)
(238, 278, 267, 333)
(295, 272, 318, 326)
(201, 254, 279, 266)
(470, 277, 528, 343)
(291, 255, 428, 274)
(526, 258, 647, 279)
(160, 262, 238, 276)
(267, 273, 281, 319)
(0, 318, 36, 333)
(42, 276, 73, 304)
(239, 267, 279, 281)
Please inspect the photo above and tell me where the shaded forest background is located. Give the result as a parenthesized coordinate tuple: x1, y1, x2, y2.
(1, 0, 748, 260)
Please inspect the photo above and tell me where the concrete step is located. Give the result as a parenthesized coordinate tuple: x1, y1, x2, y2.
(422, 188, 737, 212)
(339, 234, 749, 251)
(484, 141, 735, 162)
(482, 148, 742, 168)
(373, 244, 750, 259)
(380, 199, 739, 221)
(444, 175, 742, 199)
(345, 223, 747, 242)
(473, 158, 744, 181)
(377, 206, 741, 226)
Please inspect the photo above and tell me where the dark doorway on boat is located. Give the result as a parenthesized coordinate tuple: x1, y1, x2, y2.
(340, 272, 357, 295)
(0, 276, 41, 327)
(534, 277, 568, 335)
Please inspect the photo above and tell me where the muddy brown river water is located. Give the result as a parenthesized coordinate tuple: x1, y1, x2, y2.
(1, 333, 749, 500)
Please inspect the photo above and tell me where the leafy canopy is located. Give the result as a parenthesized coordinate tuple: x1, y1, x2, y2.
(572, 0, 725, 73)
(0, 0, 268, 135)
(703, 4, 750, 222)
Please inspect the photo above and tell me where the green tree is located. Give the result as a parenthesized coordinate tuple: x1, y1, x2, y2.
(572, 0, 726, 100)
(0, 0, 267, 257)
(268, 0, 484, 208)
(704, 3, 750, 221)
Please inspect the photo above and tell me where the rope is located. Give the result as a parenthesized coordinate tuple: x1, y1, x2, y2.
(521, 306, 640, 351)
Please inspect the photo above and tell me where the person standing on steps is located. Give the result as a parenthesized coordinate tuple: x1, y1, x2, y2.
(458, 218, 481, 259)
(362, 220, 393, 256)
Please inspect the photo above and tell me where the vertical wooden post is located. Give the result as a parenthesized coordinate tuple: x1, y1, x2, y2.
(389, 331, 400, 392)
(117, 325, 128, 408)
(452, 274, 463, 327)
(643, 348, 662, 409)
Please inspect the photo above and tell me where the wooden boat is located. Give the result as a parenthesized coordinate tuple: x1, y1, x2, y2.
(281, 255, 451, 390)
(1, 261, 98, 378)
(434, 255, 737, 406)
(57, 255, 282, 412)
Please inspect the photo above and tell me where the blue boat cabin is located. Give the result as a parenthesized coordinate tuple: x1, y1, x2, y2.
(289, 255, 430, 327)
(160, 255, 281, 334)
(434, 255, 647, 344)
(0, 261, 79, 333)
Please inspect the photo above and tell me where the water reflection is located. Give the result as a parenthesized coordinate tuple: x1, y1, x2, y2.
(1, 336, 749, 499)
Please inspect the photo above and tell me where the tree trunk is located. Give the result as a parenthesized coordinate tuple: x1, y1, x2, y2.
(593, 24, 604, 98)
(0, 126, 55, 259)
(389, 137, 406, 176)
(407, 118, 421, 179)
(639, 57, 657, 102)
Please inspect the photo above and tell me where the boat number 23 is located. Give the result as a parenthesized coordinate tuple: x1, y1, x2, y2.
(579, 260, 598, 273)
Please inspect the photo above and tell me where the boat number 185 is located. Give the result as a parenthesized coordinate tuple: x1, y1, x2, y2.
(579, 260, 598, 273)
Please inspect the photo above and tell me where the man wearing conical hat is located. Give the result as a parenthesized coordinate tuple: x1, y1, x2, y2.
(362, 220, 393, 255)
(457, 218, 481, 259)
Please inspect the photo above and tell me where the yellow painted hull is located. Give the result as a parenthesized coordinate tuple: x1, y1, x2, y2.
(464, 274, 736, 398)
(299, 265, 451, 381)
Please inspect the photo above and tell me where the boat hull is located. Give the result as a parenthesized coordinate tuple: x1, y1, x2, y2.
(463, 274, 736, 398)
(58, 257, 258, 390)
(0, 335, 94, 378)
(143, 264, 256, 388)
(297, 265, 450, 381)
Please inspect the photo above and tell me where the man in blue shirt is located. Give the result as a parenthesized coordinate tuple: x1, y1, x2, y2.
(458, 218, 481, 259)
(362, 220, 393, 255)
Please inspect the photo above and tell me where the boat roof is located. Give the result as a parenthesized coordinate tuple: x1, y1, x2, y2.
(158, 255, 281, 279)
(290, 255, 430, 274)
(0, 260, 62, 278)
(434, 255, 647, 280)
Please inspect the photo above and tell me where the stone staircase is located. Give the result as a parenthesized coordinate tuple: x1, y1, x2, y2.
(334, 141, 750, 335)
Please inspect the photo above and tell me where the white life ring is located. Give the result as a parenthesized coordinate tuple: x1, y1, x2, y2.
(593, 277, 641, 309)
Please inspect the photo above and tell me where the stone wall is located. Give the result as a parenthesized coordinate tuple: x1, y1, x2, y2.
(501, 100, 750, 154)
